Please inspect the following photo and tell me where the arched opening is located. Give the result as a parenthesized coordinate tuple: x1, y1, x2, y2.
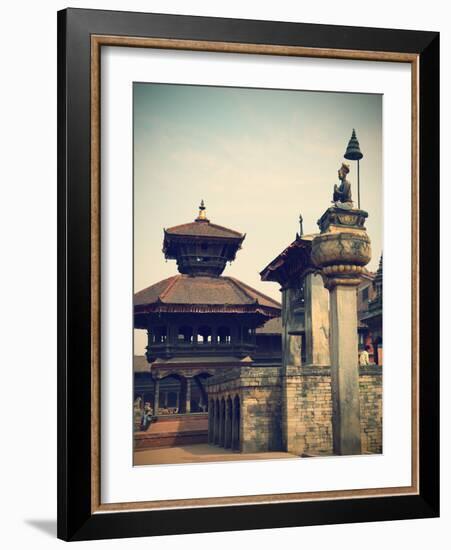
(178, 325, 193, 343)
(217, 326, 231, 344)
(198, 325, 212, 344)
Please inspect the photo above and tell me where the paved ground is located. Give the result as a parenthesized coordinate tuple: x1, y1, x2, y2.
(134, 443, 297, 465)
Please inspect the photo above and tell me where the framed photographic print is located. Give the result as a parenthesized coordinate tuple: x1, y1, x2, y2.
(57, 8, 439, 541)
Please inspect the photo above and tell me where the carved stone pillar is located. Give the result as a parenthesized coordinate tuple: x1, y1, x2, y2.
(312, 207, 371, 455)
(280, 285, 302, 453)
(231, 399, 237, 450)
(303, 270, 330, 366)
(208, 400, 214, 443)
(224, 399, 232, 448)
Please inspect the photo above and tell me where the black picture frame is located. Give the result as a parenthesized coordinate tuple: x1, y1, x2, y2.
(57, 7, 439, 541)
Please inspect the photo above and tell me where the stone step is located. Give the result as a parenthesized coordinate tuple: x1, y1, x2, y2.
(135, 414, 208, 449)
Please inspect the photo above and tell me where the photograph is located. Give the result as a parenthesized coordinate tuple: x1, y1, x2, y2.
(52, 5, 440, 542)
(132, 82, 383, 466)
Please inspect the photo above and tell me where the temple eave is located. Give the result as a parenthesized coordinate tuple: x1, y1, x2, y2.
(134, 303, 281, 317)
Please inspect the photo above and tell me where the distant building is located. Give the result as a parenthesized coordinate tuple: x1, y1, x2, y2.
(133, 202, 281, 445)
(359, 255, 383, 365)
(254, 317, 283, 365)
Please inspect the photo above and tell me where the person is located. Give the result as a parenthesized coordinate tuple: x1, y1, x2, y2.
(333, 162, 353, 209)
(140, 402, 153, 431)
(359, 345, 370, 366)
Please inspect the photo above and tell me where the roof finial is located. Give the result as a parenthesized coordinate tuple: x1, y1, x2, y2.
(299, 213, 304, 237)
(195, 199, 209, 222)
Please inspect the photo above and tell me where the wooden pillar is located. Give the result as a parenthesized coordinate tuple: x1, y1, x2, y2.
(154, 379, 159, 416)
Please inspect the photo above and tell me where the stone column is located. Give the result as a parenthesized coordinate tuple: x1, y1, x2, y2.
(224, 399, 232, 448)
(153, 378, 160, 416)
(208, 400, 213, 443)
(231, 400, 236, 449)
(329, 284, 361, 453)
(185, 378, 191, 414)
(281, 287, 302, 370)
(303, 271, 330, 366)
(312, 207, 371, 456)
(213, 399, 220, 445)
(281, 285, 303, 454)
(218, 399, 225, 447)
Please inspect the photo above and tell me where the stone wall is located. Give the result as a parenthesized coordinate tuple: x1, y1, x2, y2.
(206, 367, 282, 453)
(282, 367, 332, 456)
(206, 365, 382, 456)
(359, 366, 383, 454)
(241, 369, 282, 453)
(296, 368, 333, 455)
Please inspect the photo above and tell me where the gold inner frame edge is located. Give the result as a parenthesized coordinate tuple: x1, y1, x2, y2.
(90, 35, 420, 514)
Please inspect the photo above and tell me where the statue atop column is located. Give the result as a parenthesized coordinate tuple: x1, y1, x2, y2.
(333, 162, 353, 210)
(312, 160, 372, 455)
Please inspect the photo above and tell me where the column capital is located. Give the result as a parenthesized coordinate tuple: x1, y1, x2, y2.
(311, 207, 371, 290)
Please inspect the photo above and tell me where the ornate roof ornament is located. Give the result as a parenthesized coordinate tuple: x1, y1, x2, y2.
(344, 129, 363, 161)
(195, 199, 209, 222)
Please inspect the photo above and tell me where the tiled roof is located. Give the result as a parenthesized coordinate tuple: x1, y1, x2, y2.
(165, 220, 243, 240)
(256, 316, 282, 334)
(134, 275, 281, 315)
(260, 236, 314, 283)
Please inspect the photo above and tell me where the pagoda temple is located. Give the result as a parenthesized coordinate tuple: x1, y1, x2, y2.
(133, 201, 281, 445)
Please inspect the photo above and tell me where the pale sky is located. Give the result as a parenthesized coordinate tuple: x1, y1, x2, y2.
(134, 83, 382, 355)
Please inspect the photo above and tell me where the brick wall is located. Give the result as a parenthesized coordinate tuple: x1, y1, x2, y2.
(206, 365, 382, 456)
(291, 366, 382, 455)
(242, 381, 282, 453)
(297, 369, 333, 455)
(359, 366, 383, 454)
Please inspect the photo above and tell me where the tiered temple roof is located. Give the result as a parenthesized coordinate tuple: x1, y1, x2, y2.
(134, 274, 280, 327)
(134, 201, 281, 329)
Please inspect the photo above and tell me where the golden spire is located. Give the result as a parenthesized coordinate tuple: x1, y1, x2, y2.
(196, 199, 209, 222)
